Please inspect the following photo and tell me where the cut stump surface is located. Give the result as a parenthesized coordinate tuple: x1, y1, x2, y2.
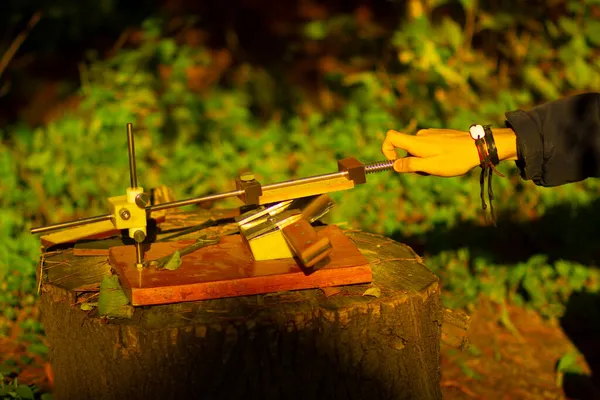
(38, 209, 443, 400)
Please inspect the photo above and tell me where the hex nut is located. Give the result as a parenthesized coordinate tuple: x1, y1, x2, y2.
(119, 209, 131, 220)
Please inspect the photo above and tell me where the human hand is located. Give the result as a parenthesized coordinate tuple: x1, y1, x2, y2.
(381, 128, 518, 177)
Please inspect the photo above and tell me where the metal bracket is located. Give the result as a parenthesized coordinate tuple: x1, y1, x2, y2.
(338, 157, 366, 184)
(235, 173, 263, 205)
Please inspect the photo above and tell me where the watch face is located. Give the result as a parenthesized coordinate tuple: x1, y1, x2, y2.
(469, 124, 485, 140)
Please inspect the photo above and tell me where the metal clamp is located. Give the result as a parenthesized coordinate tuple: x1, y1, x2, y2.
(235, 173, 263, 205)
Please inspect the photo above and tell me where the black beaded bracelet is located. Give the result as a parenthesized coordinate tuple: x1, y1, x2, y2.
(482, 125, 500, 166)
(469, 124, 504, 226)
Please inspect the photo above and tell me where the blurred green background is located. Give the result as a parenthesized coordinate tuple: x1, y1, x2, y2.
(1, 0, 600, 397)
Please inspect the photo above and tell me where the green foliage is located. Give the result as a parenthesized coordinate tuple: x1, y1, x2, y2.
(555, 350, 585, 388)
(432, 251, 600, 319)
(0, 375, 35, 400)
(2, 5, 600, 392)
(0, 372, 51, 400)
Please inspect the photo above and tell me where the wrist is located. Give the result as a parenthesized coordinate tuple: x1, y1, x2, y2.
(491, 128, 518, 161)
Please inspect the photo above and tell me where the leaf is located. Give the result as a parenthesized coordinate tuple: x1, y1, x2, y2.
(566, 57, 593, 89)
(0, 364, 17, 376)
(558, 17, 579, 35)
(303, 21, 327, 40)
(566, 1, 585, 14)
(498, 302, 523, 341)
(406, 17, 430, 39)
(440, 17, 463, 50)
(158, 39, 177, 63)
(163, 250, 182, 271)
(97, 275, 133, 319)
(436, 64, 466, 86)
(526, 254, 549, 267)
(343, 72, 378, 89)
(418, 40, 441, 68)
(458, 361, 482, 380)
(141, 18, 162, 40)
(80, 302, 96, 311)
(26, 343, 48, 357)
(584, 20, 600, 46)
(458, 0, 474, 10)
(19, 356, 32, 366)
(559, 36, 590, 63)
(523, 66, 559, 99)
(362, 287, 381, 298)
(554, 261, 572, 278)
(545, 21, 561, 39)
(15, 384, 35, 399)
(555, 350, 584, 387)
(478, 12, 515, 30)
(428, 0, 452, 7)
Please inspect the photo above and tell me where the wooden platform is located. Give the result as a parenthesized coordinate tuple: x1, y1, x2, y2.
(109, 225, 371, 306)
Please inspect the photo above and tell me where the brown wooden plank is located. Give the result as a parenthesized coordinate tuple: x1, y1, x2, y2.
(40, 215, 166, 248)
(73, 248, 111, 256)
(41, 220, 120, 248)
(109, 225, 371, 306)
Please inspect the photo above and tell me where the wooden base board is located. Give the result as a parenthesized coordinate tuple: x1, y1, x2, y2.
(109, 225, 371, 306)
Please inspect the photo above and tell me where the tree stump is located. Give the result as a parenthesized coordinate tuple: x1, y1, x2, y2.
(38, 210, 443, 400)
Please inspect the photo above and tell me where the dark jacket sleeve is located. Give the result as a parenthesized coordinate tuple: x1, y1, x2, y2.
(504, 92, 600, 187)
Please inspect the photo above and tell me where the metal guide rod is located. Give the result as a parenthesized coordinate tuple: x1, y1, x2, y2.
(147, 189, 244, 212)
(135, 242, 143, 265)
(30, 214, 113, 234)
(127, 123, 138, 188)
(30, 160, 395, 234)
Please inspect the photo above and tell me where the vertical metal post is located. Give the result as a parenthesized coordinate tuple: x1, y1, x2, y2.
(135, 242, 143, 266)
(127, 123, 138, 188)
(127, 123, 144, 268)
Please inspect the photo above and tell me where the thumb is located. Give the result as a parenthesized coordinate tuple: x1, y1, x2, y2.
(393, 157, 427, 173)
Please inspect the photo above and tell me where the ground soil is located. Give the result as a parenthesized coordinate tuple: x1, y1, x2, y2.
(440, 297, 594, 400)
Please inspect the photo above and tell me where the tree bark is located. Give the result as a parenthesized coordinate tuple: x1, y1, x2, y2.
(38, 211, 443, 400)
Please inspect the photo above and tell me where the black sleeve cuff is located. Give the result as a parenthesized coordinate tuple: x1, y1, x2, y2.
(505, 109, 544, 184)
